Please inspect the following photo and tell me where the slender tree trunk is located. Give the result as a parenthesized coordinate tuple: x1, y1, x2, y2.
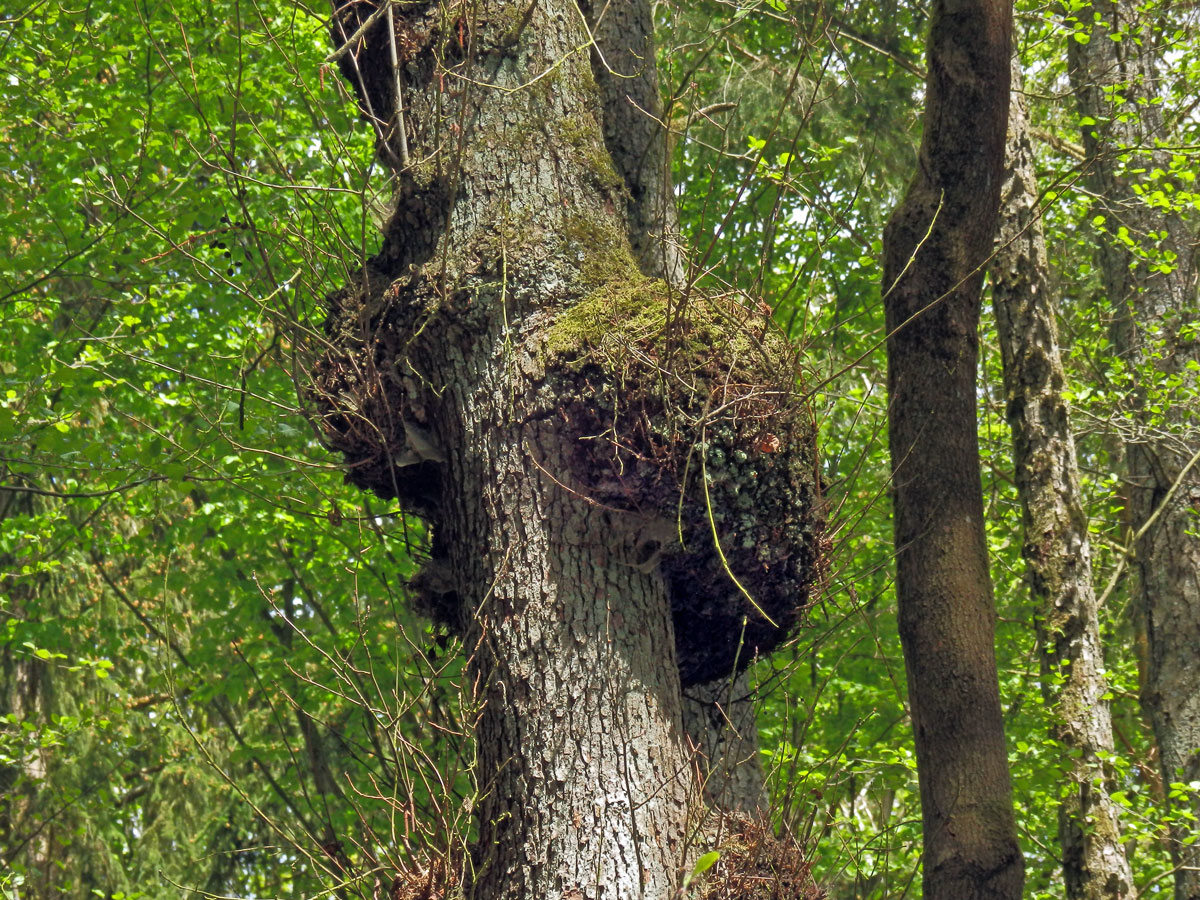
(881, 0, 1023, 897)
(0, 476, 55, 893)
(316, 0, 821, 895)
(0, 627, 49, 887)
(581, 0, 685, 288)
(991, 59, 1133, 900)
(1068, 5, 1200, 897)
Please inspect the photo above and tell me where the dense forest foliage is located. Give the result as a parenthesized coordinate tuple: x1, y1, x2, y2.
(1, 0, 1197, 897)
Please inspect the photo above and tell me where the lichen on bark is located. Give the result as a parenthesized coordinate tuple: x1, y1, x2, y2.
(992, 58, 1132, 900)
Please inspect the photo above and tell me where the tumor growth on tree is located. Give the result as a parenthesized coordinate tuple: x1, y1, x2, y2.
(305, 0, 827, 892)
(314, 205, 824, 688)
(11, 0, 1200, 895)
(312, 0, 824, 694)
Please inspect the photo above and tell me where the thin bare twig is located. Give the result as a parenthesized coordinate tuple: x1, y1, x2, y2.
(325, 0, 390, 63)
(386, 2, 411, 166)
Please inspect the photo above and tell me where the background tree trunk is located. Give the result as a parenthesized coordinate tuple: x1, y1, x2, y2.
(881, 0, 1023, 897)
(1068, 5, 1200, 896)
(991, 59, 1133, 900)
(0, 524, 51, 892)
(581, 0, 685, 288)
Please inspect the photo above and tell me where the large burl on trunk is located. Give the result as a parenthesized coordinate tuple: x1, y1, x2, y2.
(310, 0, 823, 897)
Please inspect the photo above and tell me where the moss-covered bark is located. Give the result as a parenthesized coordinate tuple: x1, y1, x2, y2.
(992, 60, 1132, 900)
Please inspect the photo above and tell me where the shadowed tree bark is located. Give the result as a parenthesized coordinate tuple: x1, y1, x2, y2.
(680, 671, 768, 813)
(1068, 3, 1200, 896)
(991, 58, 1133, 900)
(313, 0, 824, 895)
(0, 491, 50, 891)
(881, 0, 1024, 896)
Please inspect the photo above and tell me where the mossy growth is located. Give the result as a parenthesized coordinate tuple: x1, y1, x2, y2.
(313, 194, 824, 687)
(542, 273, 825, 687)
(559, 213, 641, 286)
(557, 111, 628, 200)
(543, 276, 663, 361)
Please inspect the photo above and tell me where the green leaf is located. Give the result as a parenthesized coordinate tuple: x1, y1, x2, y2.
(682, 851, 721, 888)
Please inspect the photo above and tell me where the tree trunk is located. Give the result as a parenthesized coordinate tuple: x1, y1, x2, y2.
(681, 670, 766, 813)
(1068, 5, 1200, 897)
(881, 0, 1024, 897)
(991, 58, 1133, 900)
(0, 624, 49, 890)
(316, 1, 823, 896)
(330, 5, 694, 890)
(0, 468, 56, 894)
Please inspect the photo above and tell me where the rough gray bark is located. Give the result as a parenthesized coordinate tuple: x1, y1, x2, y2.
(332, 7, 696, 886)
(1067, 6, 1200, 897)
(681, 670, 766, 813)
(991, 59, 1133, 900)
(881, 0, 1024, 896)
(316, 0, 823, 896)
(463, 484, 691, 899)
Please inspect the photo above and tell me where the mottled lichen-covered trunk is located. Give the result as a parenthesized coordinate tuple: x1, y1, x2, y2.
(881, 0, 1023, 897)
(1068, 5, 1200, 897)
(992, 60, 1132, 900)
(322, 2, 695, 896)
(314, 0, 821, 896)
